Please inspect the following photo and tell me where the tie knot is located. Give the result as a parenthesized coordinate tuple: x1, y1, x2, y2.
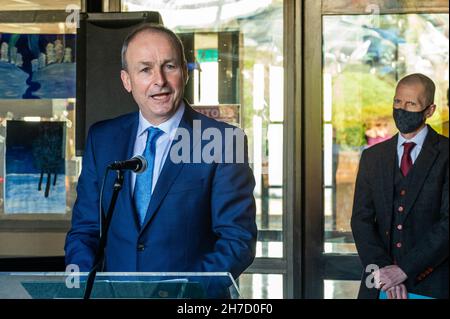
(402, 142, 416, 154)
(146, 127, 163, 145)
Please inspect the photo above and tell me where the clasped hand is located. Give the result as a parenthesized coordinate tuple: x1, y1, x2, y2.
(374, 265, 408, 299)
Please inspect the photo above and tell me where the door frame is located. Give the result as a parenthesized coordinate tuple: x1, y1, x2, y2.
(302, 0, 449, 299)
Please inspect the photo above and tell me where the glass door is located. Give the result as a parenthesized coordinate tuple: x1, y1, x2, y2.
(304, 0, 449, 298)
(123, 0, 287, 299)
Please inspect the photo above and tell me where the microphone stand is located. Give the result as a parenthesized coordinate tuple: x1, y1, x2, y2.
(84, 169, 124, 299)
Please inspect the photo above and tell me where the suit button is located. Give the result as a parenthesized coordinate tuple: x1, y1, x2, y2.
(397, 224, 403, 230)
(400, 190, 406, 196)
(385, 231, 389, 236)
(398, 206, 404, 213)
(396, 242, 402, 248)
(137, 243, 145, 251)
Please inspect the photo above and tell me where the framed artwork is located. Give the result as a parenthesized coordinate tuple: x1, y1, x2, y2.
(0, 33, 76, 99)
(4, 120, 66, 214)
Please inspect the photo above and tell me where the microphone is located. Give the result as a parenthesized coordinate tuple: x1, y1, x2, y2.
(108, 155, 147, 173)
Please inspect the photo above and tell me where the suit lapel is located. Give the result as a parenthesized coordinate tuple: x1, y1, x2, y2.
(116, 114, 140, 228)
(140, 103, 198, 233)
(381, 135, 397, 226)
(403, 126, 439, 220)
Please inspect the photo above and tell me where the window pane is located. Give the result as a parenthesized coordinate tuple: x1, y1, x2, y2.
(239, 273, 283, 299)
(324, 280, 359, 299)
(123, 0, 285, 258)
(322, 13, 449, 253)
(0, 0, 80, 11)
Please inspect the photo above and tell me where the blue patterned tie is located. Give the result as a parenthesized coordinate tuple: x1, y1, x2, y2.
(134, 127, 163, 225)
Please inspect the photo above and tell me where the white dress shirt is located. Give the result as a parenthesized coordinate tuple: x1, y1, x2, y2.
(397, 125, 428, 167)
(131, 101, 185, 194)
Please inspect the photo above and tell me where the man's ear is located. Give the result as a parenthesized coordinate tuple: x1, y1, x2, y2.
(425, 104, 436, 118)
(183, 64, 189, 85)
(120, 69, 132, 93)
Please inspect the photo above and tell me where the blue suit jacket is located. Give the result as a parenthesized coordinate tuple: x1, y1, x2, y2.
(65, 104, 257, 279)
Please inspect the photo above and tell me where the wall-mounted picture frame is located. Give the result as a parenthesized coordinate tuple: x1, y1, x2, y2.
(4, 120, 66, 214)
(0, 33, 76, 99)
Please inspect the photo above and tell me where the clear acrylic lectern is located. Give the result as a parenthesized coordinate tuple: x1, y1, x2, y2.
(0, 272, 240, 299)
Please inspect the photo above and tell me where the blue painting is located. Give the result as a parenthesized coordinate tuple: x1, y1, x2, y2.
(0, 33, 75, 99)
(5, 121, 66, 214)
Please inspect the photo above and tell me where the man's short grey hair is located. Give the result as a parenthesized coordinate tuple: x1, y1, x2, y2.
(397, 73, 436, 107)
(121, 23, 187, 71)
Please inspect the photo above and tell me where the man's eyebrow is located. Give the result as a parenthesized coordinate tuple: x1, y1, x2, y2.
(394, 96, 417, 102)
(136, 59, 178, 66)
(137, 61, 153, 66)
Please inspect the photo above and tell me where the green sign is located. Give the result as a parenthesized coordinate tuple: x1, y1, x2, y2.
(196, 49, 218, 63)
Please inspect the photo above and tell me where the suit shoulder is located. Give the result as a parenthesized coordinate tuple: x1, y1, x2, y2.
(361, 136, 396, 158)
(437, 133, 449, 146)
(437, 134, 449, 155)
(89, 112, 138, 134)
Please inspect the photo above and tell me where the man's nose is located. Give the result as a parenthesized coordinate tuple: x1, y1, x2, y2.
(153, 67, 167, 86)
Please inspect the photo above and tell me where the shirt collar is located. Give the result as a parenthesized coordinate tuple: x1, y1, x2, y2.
(137, 101, 185, 137)
(397, 125, 429, 149)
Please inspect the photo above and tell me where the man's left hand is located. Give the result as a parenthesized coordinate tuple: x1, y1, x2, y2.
(377, 265, 408, 291)
(386, 283, 408, 299)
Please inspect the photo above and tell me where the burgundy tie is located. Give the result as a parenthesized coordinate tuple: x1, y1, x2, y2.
(400, 142, 416, 177)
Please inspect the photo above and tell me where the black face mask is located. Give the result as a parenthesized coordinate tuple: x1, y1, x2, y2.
(393, 105, 430, 134)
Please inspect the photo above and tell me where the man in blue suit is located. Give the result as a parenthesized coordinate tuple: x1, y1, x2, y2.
(64, 23, 257, 291)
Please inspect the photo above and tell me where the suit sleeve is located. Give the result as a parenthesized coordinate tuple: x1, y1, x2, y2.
(64, 127, 100, 271)
(397, 161, 449, 280)
(351, 150, 393, 270)
(200, 133, 257, 279)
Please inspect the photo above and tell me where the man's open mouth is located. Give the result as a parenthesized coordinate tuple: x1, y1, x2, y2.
(150, 92, 171, 100)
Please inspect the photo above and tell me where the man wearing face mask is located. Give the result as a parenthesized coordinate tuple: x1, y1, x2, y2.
(351, 73, 449, 299)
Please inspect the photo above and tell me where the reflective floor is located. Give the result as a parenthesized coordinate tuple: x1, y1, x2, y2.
(238, 275, 360, 299)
